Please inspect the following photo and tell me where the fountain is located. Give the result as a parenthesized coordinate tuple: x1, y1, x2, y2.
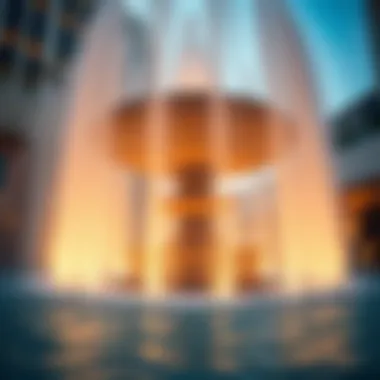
(31, 0, 346, 298)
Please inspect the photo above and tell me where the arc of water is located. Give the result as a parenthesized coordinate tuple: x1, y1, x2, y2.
(257, 0, 346, 291)
(45, 0, 131, 290)
(207, 0, 239, 298)
(142, 0, 172, 296)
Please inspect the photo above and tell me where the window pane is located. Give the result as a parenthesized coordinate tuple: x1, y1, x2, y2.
(0, 154, 9, 189)
(4, 0, 24, 29)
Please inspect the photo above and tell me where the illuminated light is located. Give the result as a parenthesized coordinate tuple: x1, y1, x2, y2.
(212, 197, 238, 298)
(176, 56, 212, 92)
(210, 99, 238, 299)
(45, 0, 131, 293)
(139, 342, 167, 363)
(142, 98, 168, 297)
(47, 140, 132, 292)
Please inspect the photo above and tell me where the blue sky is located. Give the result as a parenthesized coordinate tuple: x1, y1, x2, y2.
(124, 0, 374, 116)
(291, 0, 374, 115)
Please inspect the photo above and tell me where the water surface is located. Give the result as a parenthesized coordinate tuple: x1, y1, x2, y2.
(1, 279, 380, 379)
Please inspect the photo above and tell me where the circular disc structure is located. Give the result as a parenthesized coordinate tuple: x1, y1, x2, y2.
(112, 93, 292, 173)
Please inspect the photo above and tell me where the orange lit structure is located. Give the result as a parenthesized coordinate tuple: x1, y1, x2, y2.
(111, 94, 290, 295)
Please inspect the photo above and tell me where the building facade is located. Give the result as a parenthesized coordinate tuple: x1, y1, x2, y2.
(332, 0, 380, 272)
(0, 0, 96, 269)
(0, 0, 95, 84)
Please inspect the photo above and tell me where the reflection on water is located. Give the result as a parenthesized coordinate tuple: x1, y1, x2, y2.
(1, 282, 380, 378)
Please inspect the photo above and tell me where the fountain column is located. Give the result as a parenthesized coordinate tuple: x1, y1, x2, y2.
(210, 98, 238, 297)
(208, 1, 238, 298)
(143, 3, 170, 297)
(143, 97, 168, 296)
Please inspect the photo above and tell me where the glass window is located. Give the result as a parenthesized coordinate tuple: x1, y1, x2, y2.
(32, 0, 49, 12)
(57, 29, 75, 60)
(0, 154, 9, 189)
(4, 0, 24, 29)
(29, 11, 48, 40)
(0, 46, 15, 70)
(24, 59, 43, 87)
(61, 0, 79, 13)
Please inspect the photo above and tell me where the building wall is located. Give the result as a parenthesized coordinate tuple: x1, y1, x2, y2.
(340, 180, 380, 270)
(0, 0, 97, 270)
(0, 0, 97, 135)
(336, 132, 380, 186)
(0, 0, 96, 82)
(331, 0, 380, 271)
(369, 0, 380, 87)
(0, 133, 28, 269)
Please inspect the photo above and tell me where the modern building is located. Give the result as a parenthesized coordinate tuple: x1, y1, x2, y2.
(0, 0, 96, 270)
(0, 0, 347, 297)
(368, 0, 380, 86)
(332, 0, 380, 271)
(0, 0, 95, 84)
